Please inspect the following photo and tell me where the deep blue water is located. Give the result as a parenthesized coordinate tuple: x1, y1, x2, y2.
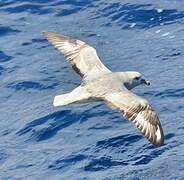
(0, 0, 184, 179)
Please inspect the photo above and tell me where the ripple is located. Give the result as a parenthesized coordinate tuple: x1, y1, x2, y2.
(88, 124, 112, 130)
(7, 80, 58, 91)
(15, 164, 33, 169)
(0, 25, 20, 36)
(155, 88, 184, 98)
(165, 133, 175, 140)
(96, 134, 142, 149)
(22, 38, 47, 46)
(0, 51, 12, 62)
(95, 3, 184, 29)
(129, 132, 176, 166)
(132, 143, 171, 166)
(48, 154, 86, 170)
(0, 151, 8, 166)
(133, 148, 165, 165)
(84, 132, 172, 169)
(79, 109, 111, 124)
(156, 48, 182, 62)
(56, 7, 83, 17)
(0, 0, 97, 16)
(1, 0, 184, 179)
(143, 90, 158, 96)
(0, 129, 12, 136)
(84, 156, 127, 171)
(1, 3, 52, 15)
(16, 110, 80, 141)
(0, 66, 5, 75)
(55, 0, 98, 16)
(32, 38, 46, 43)
(53, 0, 96, 7)
(0, 1, 14, 7)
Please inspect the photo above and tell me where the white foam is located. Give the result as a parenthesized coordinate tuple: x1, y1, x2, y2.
(169, 35, 175, 39)
(155, 29, 161, 34)
(162, 32, 170, 37)
(130, 23, 136, 28)
(157, 8, 163, 13)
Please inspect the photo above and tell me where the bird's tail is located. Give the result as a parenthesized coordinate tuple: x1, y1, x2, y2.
(53, 93, 74, 107)
(53, 86, 91, 107)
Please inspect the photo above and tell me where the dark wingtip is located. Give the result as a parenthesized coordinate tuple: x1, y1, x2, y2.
(153, 125, 164, 147)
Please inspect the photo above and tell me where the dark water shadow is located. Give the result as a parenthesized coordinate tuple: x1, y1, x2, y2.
(22, 38, 47, 46)
(0, 0, 97, 16)
(0, 51, 12, 62)
(0, 1, 14, 7)
(0, 66, 5, 75)
(155, 48, 182, 61)
(155, 88, 184, 98)
(16, 110, 81, 141)
(0, 151, 8, 166)
(132, 148, 164, 165)
(48, 154, 86, 170)
(0, 25, 20, 36)
(84, 134, 141, 171)
(143, 90, 158, 96)
(55, 0, 99, 16)
(131, 132, 175, 165)
(95, 3, 184, 29)
(165, 133, 175, 140)
(0, 2, 52, 15)
(56, 7, 83, 16)
(84, 156, 128, 171)
(7, 80, 59, 91)
(85, 132, 175, 170)
(96, 134, 141, 149)
(16, 104, 114, 142)
(79, 108, 114, 124)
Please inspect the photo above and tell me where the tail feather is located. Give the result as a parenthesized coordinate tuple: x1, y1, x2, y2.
(53, 86, 91, 107)
(53, 93, 73, 107)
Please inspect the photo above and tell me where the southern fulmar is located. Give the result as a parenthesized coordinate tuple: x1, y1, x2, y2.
(43, 32, 164, 146)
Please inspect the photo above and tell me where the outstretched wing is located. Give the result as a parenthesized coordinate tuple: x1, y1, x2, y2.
(104, 89, 164, 146)
(42, 32, 111, 78)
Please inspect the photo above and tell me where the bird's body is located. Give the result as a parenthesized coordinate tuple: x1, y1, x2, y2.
(84, 72, 123, 96)
(43, 32, 164, 146)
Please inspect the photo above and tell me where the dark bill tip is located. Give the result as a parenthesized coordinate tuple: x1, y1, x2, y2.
(141, 79, 150, 86)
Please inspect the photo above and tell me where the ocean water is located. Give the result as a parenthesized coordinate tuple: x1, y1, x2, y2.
(0, 0, 184, 179)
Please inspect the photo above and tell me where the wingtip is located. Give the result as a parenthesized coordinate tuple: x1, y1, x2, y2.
(42, 31, 51, 37)
(151, 125, 164, 147)
(42, 31, 67, 40)
(153, 140, 164, 147)
(153, 138, 164, 147)
(155, 125, 164, 147)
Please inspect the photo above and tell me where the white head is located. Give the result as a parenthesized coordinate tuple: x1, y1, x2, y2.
(120, 71, 150, 90)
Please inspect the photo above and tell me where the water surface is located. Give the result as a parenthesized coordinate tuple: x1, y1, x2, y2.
(0, 0, 184, 179)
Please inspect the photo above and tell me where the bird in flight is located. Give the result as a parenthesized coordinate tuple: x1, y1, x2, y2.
(43, 32, 164, 146)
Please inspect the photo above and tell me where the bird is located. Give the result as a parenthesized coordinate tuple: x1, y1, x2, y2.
(42, 31, 164, 146)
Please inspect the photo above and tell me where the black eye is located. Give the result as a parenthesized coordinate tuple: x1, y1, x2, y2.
(135, 77, 140, 80)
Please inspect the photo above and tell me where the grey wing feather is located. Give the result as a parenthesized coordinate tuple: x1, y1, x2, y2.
(104, 90, 164, 146)
(42, 32, 110, 78)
